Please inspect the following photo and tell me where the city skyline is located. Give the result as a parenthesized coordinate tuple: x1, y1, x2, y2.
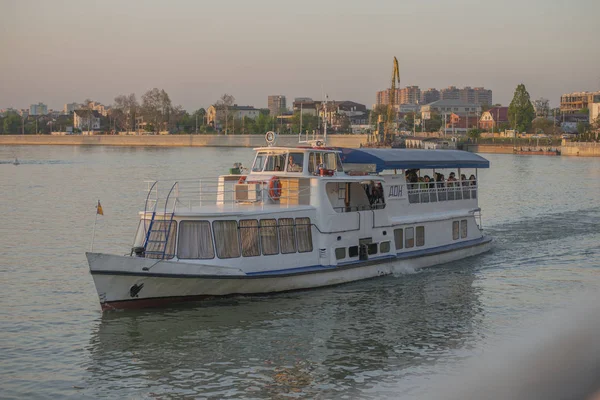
(1, 0, 599, 111)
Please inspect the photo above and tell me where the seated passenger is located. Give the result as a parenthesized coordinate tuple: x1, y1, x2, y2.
(447, 172, 457, 187)
(287, 155, 302, 172)
(274, 165, 281, 171)
(461, 174, 467, 186)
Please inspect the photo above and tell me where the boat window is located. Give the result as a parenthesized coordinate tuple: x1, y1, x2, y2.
(368, 243, 378, 255)
(324, 152, 338, 170)
(348, 245, 359, 258)
(335, 247, 346, 260)
(252, 152, 267, 172)
(178, 221, 214, 259)
(380, 241, 391, 253)
(278, 218, 297, 254)
(264, 154, 286, 172)
(394, 229, 403, 250)
(461, 219, 468, 238)
(452, 221, 460, 240)
(239, 219, 260, 257)
(213, 220, 241, 259)
(416, 226, 425, 247)
(260, 219, 279, 255)
(295, 217, 313, 253)
(405, 227, 415, 248)
(145, 220, 177, 259)
(336, 153, 344, 172)
(308, 152, 324, 174)
(286, 153, 304, 173)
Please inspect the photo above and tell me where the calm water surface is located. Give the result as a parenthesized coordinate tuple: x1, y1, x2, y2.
(1, 145, 599, 399)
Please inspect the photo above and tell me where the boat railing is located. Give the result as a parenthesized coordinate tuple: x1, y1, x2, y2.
(407, 180, 477, 204)
(142, 176, 312, 211)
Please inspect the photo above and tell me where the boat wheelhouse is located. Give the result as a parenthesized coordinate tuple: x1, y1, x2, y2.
(87, 141, 492, 310)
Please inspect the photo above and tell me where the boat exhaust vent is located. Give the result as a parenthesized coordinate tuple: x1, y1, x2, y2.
(319, 248, 327, 258)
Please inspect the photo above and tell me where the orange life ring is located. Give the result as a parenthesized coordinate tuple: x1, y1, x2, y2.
(269, 176, 282, 200)
(238, 175, 247, 184)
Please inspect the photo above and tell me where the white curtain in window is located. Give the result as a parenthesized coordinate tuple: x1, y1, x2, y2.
(405, 227, 415, 248)
(213, 220, 241, 259)
(260, 219, 279, 255)
(296, 217, 313, 253)
(416, 226, 425, 247)
(278, 218, 296, 254)
(394, 228, 403, 250)
(240, 219, 260, 257)
(178, 221, 214, 259)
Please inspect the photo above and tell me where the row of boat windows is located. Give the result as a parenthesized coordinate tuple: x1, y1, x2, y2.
(453, 220, 468, 240)
(335, 241, 392, 260)
(145, 218, 313, 260)
(333, 226, 425, 261)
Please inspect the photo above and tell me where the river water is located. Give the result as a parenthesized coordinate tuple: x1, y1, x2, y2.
(1, 145, 599, 399)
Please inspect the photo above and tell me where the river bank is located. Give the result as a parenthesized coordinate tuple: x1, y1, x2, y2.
(2, 134, 600, 157)
(0, 134, 367, 148)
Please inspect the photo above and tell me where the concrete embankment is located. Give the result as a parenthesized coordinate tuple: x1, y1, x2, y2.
(0, 134, 369, 148)
(560, 142, 600, 157)
(463, 144, 515, 154)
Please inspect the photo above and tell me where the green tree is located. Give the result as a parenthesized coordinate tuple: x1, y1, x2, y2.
(467, 128, 482, 140)
(2, 112, 21, 134)
(508, 84, 535, 132)
(291, 111, 319, 134)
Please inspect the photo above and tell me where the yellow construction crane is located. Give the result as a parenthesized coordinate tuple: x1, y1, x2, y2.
(384, 57, 400, 142)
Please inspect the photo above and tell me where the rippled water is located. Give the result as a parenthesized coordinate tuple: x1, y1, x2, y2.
(1, 145, 599, 399)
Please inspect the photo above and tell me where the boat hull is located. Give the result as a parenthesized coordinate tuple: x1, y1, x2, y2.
(88, 237, 492, 311)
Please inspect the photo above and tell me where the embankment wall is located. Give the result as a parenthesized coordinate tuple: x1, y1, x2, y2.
(560, 142, 600, 157)
(0, 134, 368, 148)
(463, 144, 515, 154)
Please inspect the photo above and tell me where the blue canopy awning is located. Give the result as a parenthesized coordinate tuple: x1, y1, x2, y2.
(339, 148, 490, 172)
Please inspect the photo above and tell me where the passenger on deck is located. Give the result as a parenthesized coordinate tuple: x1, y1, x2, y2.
(461, 174, 467, 186)
(469, 174, 477, 186)
(447, 172, 457, 186)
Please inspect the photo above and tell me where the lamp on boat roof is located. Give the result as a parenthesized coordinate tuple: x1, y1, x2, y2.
(265, 131, 277, 147)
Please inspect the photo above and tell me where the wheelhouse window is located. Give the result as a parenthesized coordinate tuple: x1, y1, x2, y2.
(264, 154, 286, 172)
(286, 153, 304, 173)
(239, 219, 260, 257)
(278, 218, 297, 254)
(260, 219, 279, 255)
(252, 152, 286, 172)
(296, 217, 313, 253)
(252, 152, 267, 172)
(178, 221, 214, 259)
(405, 227, 415, 248)
(213, 220, 241, 259)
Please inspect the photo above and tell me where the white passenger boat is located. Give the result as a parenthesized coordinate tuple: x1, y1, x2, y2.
(87, 135, 491, 310)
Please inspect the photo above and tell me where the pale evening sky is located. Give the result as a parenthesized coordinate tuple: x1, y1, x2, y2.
(1, 0, 599, 112)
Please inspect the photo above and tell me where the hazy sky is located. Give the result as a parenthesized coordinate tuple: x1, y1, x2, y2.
(1, 0, 599, 111)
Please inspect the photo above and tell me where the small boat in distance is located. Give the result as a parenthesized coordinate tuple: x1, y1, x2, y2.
(86, 133, 492, 311)
(13, 158, 20, 165)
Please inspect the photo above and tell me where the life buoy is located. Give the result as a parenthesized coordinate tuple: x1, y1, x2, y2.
(269, 176, 282, 200)
(238, 175, 247, 184)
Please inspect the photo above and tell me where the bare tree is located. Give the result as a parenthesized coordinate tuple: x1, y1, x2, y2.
(215, 94, 235, 134)
(141, 88, 172, 134)
(113, 93, 139, 132)
(533, 98, 550, 118)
